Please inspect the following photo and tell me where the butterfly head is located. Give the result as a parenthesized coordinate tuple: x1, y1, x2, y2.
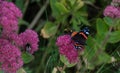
(81, 27, 89, 36)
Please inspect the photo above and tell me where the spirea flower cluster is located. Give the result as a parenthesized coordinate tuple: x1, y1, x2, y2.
(56, 35, 79, 63)
(0, 0, 39, 73)
(19, 29, 39, 54)
(112, 0, 120, 3)
(103, 0, 120, 18)
(103, 5, 120, 18)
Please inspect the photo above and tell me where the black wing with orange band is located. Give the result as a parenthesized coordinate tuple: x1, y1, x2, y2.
(64, 27, 89, 50)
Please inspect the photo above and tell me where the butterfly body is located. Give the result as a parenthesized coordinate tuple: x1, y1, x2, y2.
(65, 27, 89, 50)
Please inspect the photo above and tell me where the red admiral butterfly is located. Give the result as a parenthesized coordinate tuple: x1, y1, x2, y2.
(65, 27, 89, 50)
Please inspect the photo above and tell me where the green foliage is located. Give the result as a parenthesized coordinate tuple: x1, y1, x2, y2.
(17, 68, 26, 73)
(104, 17, 114, 26)
(0, 71, 4, 73)
(84, 37, 112, 70)
(22, 52, 34, 64)
(50, 0, 89, 31)
(45, 50, 59, 73)
(15, 0, 25, 12)
(96, 18, 109, 36)
(83, 17, 119, 71)
(60, 55, 77, 67)
(41, 21, 58, 38)
(108, 31, 120, 43)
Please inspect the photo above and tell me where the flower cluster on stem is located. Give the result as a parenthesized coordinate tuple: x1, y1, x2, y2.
(0, 0, 39, 73)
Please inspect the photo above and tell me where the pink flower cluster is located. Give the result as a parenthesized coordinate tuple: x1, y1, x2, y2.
(103, 5, 120, 18)
(0, 39, 23, 73)
(19, 29, 39, 54)
(0, 0, 39, 73)
(112, 0, 120, 3)
(56, 35, 78, 63)
(0, 0, 22, 33)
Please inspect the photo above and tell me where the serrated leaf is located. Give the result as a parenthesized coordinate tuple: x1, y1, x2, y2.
(41, 22, 58, 38)
(60, 55, 76, 67)
(96, 18, 109, 35)
(108, 31, 120, 43)
(22, 52, 34, 64)
(104, 17, 113, 26)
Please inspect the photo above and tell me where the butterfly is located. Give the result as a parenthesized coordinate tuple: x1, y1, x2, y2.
(65, 27, 89, 50)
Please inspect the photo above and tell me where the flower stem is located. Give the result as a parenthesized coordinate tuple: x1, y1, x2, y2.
(28, 0, 49, 29)
(102, 26, 113, 47)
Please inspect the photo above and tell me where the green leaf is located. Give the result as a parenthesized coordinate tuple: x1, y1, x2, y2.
(22, 52, 34, 64)
(97, 52, 111, 65)
(72, 24, 80, 31)
(79, 16, 89, 25)
(96, 18, 109, 35)
(61, 71, 66, 73)
(103, 17, 113, 26)
(52, 67, 57, 73)
(60, 55, 76, 67)
(0, 70, 4, 73)
(72, 18, 81, 31)
(84, 37, 112, 69)
(55, 2, 69, 14)
(115, 19, 120, 26)
(83, 45, 96, 70)
(50, 0, 69, 18)
(84, 37, 98, 69)
(15, 0, 25, 12)
(17, 68, 26, 73)
(108, 31, 120, 43)
(74, 0, 84, 11)
(50, 0, 61, 17)
(68, 0, 76, 6)
(41, 22, 58, 38)
(95, 34, 104, 44)
(86, 36, 95, 49)
(18, 19, 29, 26)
